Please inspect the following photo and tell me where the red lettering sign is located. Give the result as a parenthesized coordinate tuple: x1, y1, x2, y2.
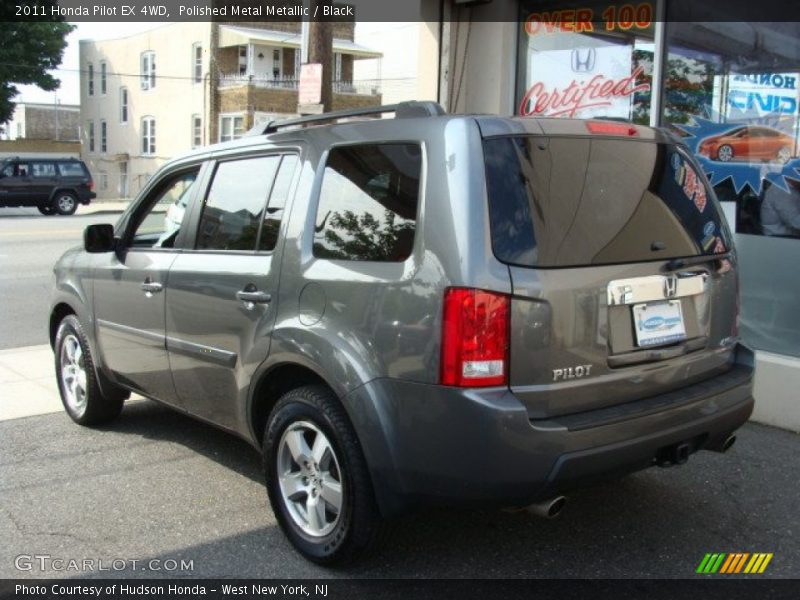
(518, 65, 650, 118)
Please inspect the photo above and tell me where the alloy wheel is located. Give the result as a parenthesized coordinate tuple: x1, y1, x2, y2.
(277, 420, 344, 537)
(60, 334, 88, 416)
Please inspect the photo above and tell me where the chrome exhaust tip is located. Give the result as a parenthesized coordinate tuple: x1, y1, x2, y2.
(525, 496, 567, 519)
(708, 434, 737, 454)
(722, 434, 737, 453)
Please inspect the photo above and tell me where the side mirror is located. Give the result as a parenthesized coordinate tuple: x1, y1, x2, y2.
(84, 223, 116, 253)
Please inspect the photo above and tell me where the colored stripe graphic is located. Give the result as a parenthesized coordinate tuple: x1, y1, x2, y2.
(720, 554, 736, 574)
(698, 553, 773, 574)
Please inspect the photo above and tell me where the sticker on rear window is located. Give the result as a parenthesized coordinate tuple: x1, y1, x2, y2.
(672, 153, 708, 213)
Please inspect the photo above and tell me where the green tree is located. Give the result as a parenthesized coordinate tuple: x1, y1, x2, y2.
(0, 14, 74, 124)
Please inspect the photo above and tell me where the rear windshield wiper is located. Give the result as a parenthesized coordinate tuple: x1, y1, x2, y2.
(663, 252, 731, 272)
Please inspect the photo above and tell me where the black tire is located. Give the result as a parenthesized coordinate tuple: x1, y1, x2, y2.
(53, 191, 78, 216)
(717, 144, 734, 162)
(263, 385, 383, 565)
(37, 204, 55, 215)
(54, 315, 127, 426)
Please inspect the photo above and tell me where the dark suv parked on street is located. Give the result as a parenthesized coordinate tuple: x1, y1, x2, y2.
(49, 103, 754, 564)
(0, 157, 96, 215)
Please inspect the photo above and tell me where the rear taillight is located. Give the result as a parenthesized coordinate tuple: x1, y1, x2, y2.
(440, 288, 510, 387)
(87, 180, 95, 191)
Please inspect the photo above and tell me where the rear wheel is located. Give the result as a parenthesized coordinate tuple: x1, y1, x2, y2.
(263, 385, 383, 565)
(55, 315, 127, 425)
(54, 192, 78, 216)
(717, 144, 734, 162)
(777, 146, 792, 164)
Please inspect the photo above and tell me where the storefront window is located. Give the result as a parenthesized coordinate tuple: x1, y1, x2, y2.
(662, 19, 800, 356)
(517, 0, 655, 124)
(663, 21, 800, 238)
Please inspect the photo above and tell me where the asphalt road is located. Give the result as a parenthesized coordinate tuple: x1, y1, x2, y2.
(0, 208, 121, 350)
(1, 402, 797, 579)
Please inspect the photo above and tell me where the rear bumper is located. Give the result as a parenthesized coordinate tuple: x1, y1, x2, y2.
(80, 191, 96, 204)
(344, 345, 754, 517)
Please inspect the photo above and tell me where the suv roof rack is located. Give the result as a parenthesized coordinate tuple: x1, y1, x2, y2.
(258, 101, 446, 135)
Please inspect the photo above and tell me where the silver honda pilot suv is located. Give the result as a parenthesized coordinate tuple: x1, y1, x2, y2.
(50, 102, 754, 564)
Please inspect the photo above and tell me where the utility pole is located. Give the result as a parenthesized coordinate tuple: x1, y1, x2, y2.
(307, 1, 333, 112)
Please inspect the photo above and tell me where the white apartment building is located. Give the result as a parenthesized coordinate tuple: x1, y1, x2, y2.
(80, 22, 381, 199)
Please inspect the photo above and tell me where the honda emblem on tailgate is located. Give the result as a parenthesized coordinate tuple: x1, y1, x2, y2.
(663, 275, 678, 298)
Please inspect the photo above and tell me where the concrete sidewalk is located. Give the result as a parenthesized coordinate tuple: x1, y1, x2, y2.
(0, 344, 144, 421)
(0, 345, 64, 420)
(1, 343, 797, 432)
(80, 200, 131, 214)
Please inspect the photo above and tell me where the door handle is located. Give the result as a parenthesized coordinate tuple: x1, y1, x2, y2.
(141, 279, 163, 295)
(236, 289, 271, 305)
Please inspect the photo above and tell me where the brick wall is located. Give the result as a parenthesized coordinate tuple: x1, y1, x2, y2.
(18, 107, 80, 141)
(0, 139, 80, 156)
(341, 55, 353, 82)
(282, 48, 296, 78)
(331, 93, 382, 111)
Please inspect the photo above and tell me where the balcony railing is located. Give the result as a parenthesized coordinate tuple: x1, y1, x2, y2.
(218, 73, 382, 96)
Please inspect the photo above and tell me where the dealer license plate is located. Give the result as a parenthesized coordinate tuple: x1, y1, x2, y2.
(632, 300, 687, 347)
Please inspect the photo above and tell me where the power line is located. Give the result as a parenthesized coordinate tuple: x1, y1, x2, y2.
(0, 62, 416, 84)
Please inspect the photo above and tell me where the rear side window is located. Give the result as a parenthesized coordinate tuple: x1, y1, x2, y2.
(258, 155, 298, 252)
(484, 136, 730, 268)
(57, 162, 86, 177)
(31, 163, 56, 177)
(196, 155, 288, 252)
(313, 143, 422, 262)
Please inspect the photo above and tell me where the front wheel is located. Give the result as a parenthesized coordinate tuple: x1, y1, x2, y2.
(717, 144, 734, 162)
(54, 192, 78, 216)
(777, 146, 792, 164)
(55, 315, 126, 425)
(263, 385, 383, 565)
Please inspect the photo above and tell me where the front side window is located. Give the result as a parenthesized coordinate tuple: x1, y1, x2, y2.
(219, 115, 244, 143)
(100, 120, 107, 153)
(313, 143, 422, 262)
(87, 121, 95, 153)
(120, 87, 128, 123)
(2, 162, 30, 177)
(130, 169, 199, 249)
(100, 61, 107, 94)
(141, 117, 155, 155)
(141, 51, 156, 90)
(196, 156, 281, 251)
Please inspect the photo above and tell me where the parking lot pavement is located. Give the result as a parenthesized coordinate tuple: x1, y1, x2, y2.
(1, 399, 797, 579)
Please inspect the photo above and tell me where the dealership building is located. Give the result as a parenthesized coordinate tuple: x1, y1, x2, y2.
(429, 0, 800, 428)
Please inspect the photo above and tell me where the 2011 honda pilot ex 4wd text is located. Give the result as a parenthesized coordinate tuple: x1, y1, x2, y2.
(50, 102, 754, 564)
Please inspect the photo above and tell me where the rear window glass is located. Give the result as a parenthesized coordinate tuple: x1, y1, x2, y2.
(57, 162, 86, 177)
(313, 143, 421, 262)
(484, 136, 730, 268)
